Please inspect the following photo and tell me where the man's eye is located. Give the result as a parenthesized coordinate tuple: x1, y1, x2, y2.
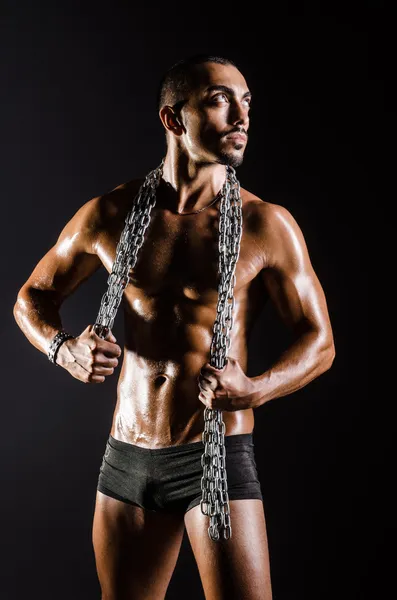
(211, 93, 228, 102)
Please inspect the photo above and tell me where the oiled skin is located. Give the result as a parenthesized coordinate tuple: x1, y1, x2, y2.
(98, 179, 265, 447)
(13, 174, 334, 449)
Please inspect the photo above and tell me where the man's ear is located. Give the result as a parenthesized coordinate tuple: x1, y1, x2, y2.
(159, 105, 185, 135)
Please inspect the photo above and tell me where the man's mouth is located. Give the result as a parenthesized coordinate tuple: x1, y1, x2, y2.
(224, 133, 247, 142)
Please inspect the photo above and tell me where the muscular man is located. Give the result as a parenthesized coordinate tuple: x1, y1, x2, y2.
(13, 54, 335, 600)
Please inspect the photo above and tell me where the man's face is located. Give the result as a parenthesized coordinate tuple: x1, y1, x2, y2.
(180, 62, 251, 168)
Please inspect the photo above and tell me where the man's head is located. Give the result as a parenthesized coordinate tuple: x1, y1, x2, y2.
(157, 55, 251, 168)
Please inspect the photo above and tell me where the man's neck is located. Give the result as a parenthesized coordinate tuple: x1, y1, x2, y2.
(160, 152, 227, 214)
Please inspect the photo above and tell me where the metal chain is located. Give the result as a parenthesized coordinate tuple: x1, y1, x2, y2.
(200, 166, 243, 541)
(93, 159, 243, 542)
(93, 160, 164, 339)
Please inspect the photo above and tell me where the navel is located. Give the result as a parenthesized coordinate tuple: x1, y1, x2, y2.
(154, 374, 168, 387)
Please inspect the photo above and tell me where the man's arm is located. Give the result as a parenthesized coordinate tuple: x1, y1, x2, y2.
(13, 195, 104, 357)
(250, 201, 335, 407)
(197, 200, 335, 412)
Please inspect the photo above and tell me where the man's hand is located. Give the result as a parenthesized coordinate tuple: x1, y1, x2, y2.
(197, 356, 261, 411)
(56, 324, 122, 383)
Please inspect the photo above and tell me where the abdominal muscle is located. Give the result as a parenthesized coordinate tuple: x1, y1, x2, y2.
(109, 304, 255, 449)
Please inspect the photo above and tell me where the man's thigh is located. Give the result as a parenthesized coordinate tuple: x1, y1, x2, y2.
(184, 498, 272, 600)
(92, 491, 185, 600)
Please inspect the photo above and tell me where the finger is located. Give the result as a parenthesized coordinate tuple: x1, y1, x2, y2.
(100, 340, 122, 358)
(198, 377, 210, 390)
(105, 329, 117, 343)
(200, 364, 215, 377)
(200, 379, 217, 392)
(72, 361, 105, 384)
(198, 371, 217, 384)
(203, 363, 224, 372)
(91, 327, 120, 355)
(95, 353, 119, 368)
(92, 365, 115, 376)
(199, 387, 215, 400)
(206, 377, 218, 390)
(198, 391, 209, 405)
(198, 378, 216, 393)
(198, 381, 206, 393)
(91, 325, 117, 343)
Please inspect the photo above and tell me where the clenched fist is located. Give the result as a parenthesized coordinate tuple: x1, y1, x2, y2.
(56, 324, 122, 383)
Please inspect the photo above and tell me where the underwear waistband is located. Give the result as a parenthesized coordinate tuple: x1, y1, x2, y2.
(107, 431, 254, 455)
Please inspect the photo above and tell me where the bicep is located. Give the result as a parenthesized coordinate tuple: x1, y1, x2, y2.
(261, 205, 331, 335)
(19, 197, 103, 306)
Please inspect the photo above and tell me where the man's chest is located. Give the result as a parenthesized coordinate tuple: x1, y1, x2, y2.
(96, 203, 264, 303)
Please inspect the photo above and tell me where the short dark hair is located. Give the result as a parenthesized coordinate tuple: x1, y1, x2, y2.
(156, 54, 238, 114)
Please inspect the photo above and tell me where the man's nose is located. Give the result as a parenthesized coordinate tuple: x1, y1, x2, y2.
(230, 102, 249, 130)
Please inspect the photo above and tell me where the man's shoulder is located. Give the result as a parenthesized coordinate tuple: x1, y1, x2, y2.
(78, 177, 145, 234)
(240, 187, 293, 233)
(68, 178, 145, 256)
(240, 188, 305, 270)
(95, 177, 145, 219)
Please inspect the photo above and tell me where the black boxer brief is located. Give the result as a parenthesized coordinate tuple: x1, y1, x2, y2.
(97, 432, 263, 514)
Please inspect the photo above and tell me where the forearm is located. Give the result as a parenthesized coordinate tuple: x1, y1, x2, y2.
(250, 329, 335, 407)
(13, 287, 66, 356)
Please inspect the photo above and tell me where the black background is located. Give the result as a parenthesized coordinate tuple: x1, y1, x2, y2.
(1, 4, 383, 600)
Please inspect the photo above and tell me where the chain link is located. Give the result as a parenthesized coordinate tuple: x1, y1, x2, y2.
(93, 159, 243, 541)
